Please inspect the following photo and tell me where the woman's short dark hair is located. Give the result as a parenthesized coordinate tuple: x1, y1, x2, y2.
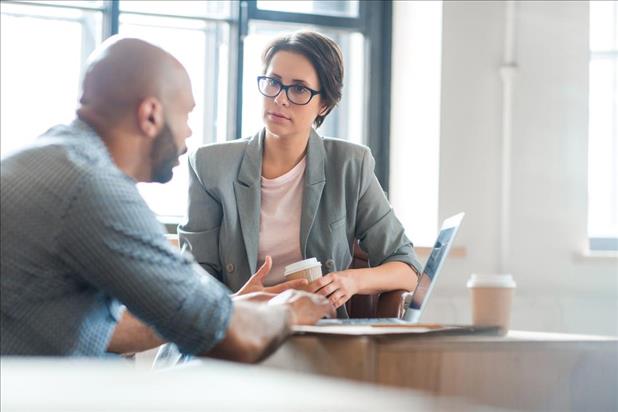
(262, 31, 344, 128)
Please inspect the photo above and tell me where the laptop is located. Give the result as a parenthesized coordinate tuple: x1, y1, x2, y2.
(318, 212, 465, 326)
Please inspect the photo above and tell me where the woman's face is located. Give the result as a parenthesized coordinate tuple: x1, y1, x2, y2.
(262, 50, 325, 139)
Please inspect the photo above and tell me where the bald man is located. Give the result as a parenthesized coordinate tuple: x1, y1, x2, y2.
(0, 36, 331, 360)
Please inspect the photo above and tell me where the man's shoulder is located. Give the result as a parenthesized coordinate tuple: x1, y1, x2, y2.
(5, 123, 112, 171)
(2, 134, 88, 191)
(46, 123, 113, 168)
(2, 123, 132, 204)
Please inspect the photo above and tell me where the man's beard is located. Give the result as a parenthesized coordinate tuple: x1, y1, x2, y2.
(150, 122, 185, 183)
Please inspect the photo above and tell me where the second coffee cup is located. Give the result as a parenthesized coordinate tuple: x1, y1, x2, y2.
(467, 273, 516, 333)
(284, 258, 323, 282)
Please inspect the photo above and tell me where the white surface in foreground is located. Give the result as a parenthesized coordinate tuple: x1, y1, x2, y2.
(1, 357, 501, 412)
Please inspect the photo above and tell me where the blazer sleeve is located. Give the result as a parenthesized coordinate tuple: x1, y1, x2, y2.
(178, 152, 224, 280)
(354, 149, 423, 276)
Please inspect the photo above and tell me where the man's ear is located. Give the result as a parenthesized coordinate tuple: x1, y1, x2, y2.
(137, 97, 164, 139)
(319, 104, 330, 116)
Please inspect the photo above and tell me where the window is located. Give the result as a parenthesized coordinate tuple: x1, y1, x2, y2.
(256, 0, 359, 18)
(588, 0, 618, 251)
(1, 0, 392, 225)
(1, 1, 102, 157)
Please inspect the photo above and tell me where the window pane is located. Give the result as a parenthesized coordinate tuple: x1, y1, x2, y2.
(589, 0, 617, 52)
(120, 13, 230, 218)
(119, 0, 231, 19)
(1, 3, 101, 157)
(257, 0, 359, 18)
(241, 21, 365, 144)
(588, 1, 618, 244)
(389, 1, 443, 246)
(9, 1, 104, 9)
(588, 57, 618, 239)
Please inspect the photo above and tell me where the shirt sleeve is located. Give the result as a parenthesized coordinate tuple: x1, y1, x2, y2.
(354, 149, 423, 277)
(58, 170, 232, 356)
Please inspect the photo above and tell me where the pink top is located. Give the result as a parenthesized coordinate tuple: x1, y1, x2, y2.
(258, 157, 306, 286)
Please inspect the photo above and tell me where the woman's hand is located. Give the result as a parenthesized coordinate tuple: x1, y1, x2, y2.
(306, 270, 360, 309)
(235, 256, 309, 296)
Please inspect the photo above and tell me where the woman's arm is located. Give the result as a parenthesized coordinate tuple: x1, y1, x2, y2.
(345, 261, 417, 294)
(307, 147, 421, 309)
(306, 262, 418, 309)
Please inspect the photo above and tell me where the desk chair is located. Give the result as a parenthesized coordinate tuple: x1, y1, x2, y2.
(345, 241, 411, 319)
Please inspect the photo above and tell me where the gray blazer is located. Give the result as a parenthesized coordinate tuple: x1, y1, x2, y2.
(179, 129, 422, 298)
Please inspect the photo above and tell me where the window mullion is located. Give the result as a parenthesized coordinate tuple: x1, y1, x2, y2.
(102, 0, 118, 38)
(234, 1, 249, 139)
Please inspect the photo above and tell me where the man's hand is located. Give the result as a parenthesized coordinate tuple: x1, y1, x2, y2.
(232, 291, 276, 303)
(235, 256, 308, 295)
(305, 270, 359, 309)
(205, 290, 330, 364)
(268, 289, 334, 325)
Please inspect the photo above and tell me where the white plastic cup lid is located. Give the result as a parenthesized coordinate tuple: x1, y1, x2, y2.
(466, 274, 516, 288)
(284, 258, 322, 276)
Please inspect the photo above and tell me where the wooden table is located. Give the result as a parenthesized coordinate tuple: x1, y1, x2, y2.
(261, 328, 618, 411)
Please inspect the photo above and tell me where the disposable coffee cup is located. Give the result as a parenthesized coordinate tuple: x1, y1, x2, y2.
(467, 274, 516, 333)
(284, 258, 323, 282)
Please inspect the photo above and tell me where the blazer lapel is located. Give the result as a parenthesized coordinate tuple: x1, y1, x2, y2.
(300, 129, 326, 258)
(233, 130, 263, 274)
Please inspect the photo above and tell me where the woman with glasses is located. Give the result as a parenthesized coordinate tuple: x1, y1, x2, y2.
(180, 31, 422, 316)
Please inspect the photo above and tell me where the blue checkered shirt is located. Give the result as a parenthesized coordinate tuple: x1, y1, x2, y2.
(1, 119, 232, 356)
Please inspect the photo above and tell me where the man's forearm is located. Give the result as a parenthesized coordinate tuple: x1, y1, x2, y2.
(107, 310, 166, 354)
(203, 301, 292, 363)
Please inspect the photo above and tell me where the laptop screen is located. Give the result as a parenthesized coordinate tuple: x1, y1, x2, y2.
(407, 213, 463, 314)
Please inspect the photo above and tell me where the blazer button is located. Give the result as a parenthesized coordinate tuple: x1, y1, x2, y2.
(325, 259, 335, 271)
(226, 263, 235, 273)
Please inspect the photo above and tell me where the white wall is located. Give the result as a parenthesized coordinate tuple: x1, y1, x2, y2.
(391, 0, 618, 335)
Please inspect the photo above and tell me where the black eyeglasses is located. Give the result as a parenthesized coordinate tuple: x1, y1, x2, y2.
(257, 76, 321, 105)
